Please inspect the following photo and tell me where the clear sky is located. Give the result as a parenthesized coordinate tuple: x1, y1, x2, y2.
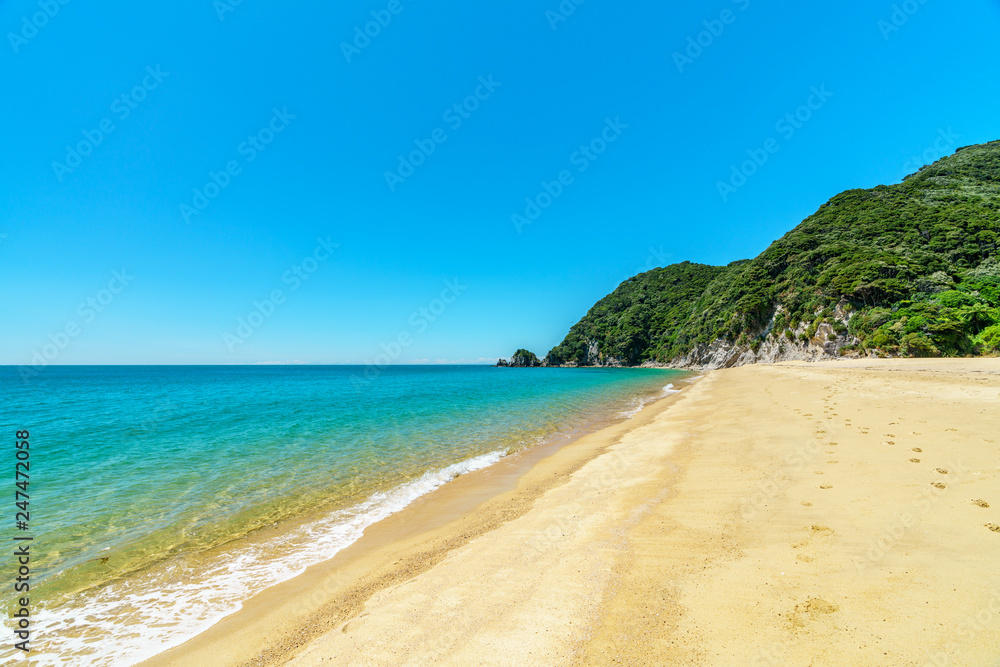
(2, 0, 999, 366)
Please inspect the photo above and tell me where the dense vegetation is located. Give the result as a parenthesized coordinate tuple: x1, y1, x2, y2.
(543, 140, 1000, 365)
(545, 262, 730, 364)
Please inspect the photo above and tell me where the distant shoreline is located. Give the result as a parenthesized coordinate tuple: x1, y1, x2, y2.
(149, 358, 1000, 665)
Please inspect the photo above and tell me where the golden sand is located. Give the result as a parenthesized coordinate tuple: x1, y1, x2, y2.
(145, 359, 1000, 666)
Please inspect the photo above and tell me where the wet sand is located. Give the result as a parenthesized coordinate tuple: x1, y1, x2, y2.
(145, 359, 1000, 666)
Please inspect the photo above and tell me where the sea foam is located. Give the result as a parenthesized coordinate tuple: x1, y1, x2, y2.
(11, 450, 507, 666)
(618, 383, 681, 419)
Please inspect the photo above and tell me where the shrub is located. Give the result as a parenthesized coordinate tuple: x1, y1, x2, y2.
(900, 332, 940, 357)
(981, 324, 1000, 351)
(869, 328, 897, 348)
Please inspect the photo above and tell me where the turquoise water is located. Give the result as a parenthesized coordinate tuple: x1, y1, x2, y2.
(1, 365, 685, 665)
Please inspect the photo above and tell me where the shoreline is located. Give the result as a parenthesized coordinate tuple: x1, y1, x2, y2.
(148, 359, 1000, 665)
(143, 373, 698, 666)
(8, 367, 686, 665)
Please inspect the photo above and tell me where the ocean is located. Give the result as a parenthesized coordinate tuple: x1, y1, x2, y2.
(1, 364, 685, 665)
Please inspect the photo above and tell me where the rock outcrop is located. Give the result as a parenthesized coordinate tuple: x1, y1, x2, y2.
(664, 303, 868, 370)
(496, 349, 543, 367)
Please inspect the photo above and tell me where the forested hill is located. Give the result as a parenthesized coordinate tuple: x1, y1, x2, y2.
(539, 140, 1000, 368)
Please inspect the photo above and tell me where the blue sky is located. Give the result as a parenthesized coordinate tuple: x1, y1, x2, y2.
(2, 0, 999, 366)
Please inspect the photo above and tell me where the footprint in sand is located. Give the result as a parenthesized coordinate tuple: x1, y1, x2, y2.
(820, 485, 833, 489)
(909, 458, 921, 463)
(814, 471, 824, 475)
(885, 433, 896, 438)
(884, 441, 896, 446)
(931, 482, 946, 489)
(972, 499, 990, 508)
(987, 524, 1000, 533)
(946, 428, 958, 432)
(827, 460, 838, 464)
(912, 432, 922, 436)
(792, 525, 833, 549)
(790, 598, 839, 629)
(801, 502, 813, 507)
(935, 468, 949, 475)
(911, 448, 922, 453)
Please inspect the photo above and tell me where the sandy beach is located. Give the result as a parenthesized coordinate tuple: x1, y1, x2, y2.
(146, 359, 1000, 666)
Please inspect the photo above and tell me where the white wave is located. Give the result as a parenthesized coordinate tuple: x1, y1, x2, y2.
(618, 383, 682, 419)
(10, 450, 508, 666)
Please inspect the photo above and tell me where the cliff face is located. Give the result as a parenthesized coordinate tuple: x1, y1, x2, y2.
(534, 140, 1000, 370)
(560, 306, 861, 370)
(547, 340, 627, 367)
(665, 303, 862, 369)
